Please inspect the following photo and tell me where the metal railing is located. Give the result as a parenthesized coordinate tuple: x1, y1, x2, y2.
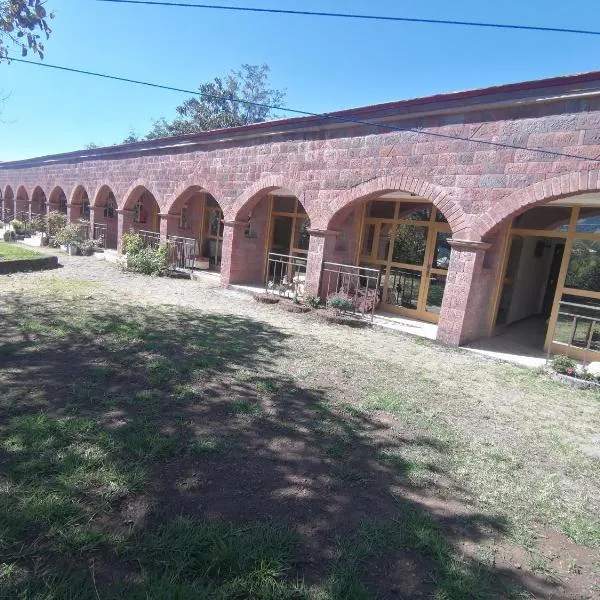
(547, 299, 600, 364)
(265, 252, 308, 299)
(92, 223, 107, 249)
(321, 262, 381, 321)
(167, 235, 198, 270)
(139, 229, 161, 250)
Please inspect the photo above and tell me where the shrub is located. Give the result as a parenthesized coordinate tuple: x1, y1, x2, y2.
(305, 293, 321, 309)
(328, 295, 355, 315)
(122, 230, 144, 255)
(55, 222, 84, 247)
(10, 219, 26, 234)
(3, 230, 16, 242)
(30, 214, 46, 233)
(551, 354, 577, 375)
(127, 245, 168, 276)
(46, 212, 67, 236)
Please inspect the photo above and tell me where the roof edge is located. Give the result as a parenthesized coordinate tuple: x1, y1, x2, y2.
(2, 69, 600, 168)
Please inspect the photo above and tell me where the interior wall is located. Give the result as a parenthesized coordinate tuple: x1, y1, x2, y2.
(507, 237, 558, 324)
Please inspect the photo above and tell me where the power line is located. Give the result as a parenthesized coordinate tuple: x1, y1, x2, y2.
(6, 55, 600, 163)
(96, 0, 600, 37)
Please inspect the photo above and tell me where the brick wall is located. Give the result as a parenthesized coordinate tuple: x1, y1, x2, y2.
(3, 73, 600, 345)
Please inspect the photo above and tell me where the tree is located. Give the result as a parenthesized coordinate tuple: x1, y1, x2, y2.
(122, 129, 140, 144)
(145, 64, 286, 139)
(0, 1, 53, 61)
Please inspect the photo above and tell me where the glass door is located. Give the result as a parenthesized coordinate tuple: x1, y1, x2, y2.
(546, 206, 600, 360)
(359, 198, 451, 323)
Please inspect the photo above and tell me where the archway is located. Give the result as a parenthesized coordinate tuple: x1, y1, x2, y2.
(70, 185, 91, 223)
(93, 185, 119, 249)
(226, 186, 310, 285)
(488, 192, 600, 361)
(327, 190, 452, 323)
(123, 186, 161, 248)
(3, 185, 15, 221)
(31, 186, 47, 218)
(15, 186, 28, 221)
(167, 186, 224, 269)
(49, 186, 68, 215)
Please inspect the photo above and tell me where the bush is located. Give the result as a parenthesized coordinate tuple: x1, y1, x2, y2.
(3, 230, 16, 242)
(10, 219, 26, 235)
(551, 354, 577, 375)
(30, 214, 46, 233)
(46, 212, 67, 236)
(55, 222, 84, 247)
(305, 293, 321, 309)
(122, 231, 144, 256)
(127, 246, 168, 276)
(328, 295, 355, 315)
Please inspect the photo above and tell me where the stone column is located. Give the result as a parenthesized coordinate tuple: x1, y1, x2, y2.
(304, 229, 339, 297)
(116, 208, 135, 253)
(220, 219, 248, 285)
(437, 239, 492, 346)
(158, 213, 178, 243)
(66, 203, 76, 223)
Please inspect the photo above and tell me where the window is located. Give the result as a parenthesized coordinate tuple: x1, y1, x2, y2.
(104, 194, 117, 219)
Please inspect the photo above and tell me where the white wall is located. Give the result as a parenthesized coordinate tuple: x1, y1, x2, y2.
(507, 237, 558, 324)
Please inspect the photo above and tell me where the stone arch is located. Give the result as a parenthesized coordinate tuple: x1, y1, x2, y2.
(69, 184, 91, 222)
(70, 184, 90, 206)
(16, 185, 28, 202)
(166, 184, 221, 215)
(229, 175, 305, 221)
(2, 185, 15, 219)
(121, 180, 160, 211)
(474, 170, 600, 240)
(93, 185, 119, 249)
(324, 174, 466, 234)
(31, 185, 47, 216)
(167, 174, 225, 213)
(93, 184, 117, 208)
(123, 184, 161, 233)
(15, 185, 29, 219)
(49, 186, 68, 214)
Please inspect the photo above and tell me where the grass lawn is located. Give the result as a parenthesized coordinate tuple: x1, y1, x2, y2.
(0, 241, 42, 261)
(0, 273, 599, 599)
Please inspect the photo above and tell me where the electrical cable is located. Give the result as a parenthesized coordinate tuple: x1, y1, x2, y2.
(96, 0, 600, 37)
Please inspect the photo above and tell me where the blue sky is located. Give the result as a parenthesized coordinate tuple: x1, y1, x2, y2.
(1, 0, 599, 161)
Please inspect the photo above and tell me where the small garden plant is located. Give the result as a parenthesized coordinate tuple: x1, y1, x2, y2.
(122, 230, 168, 276)
(327, 294, 355, 315)
(551, 355, 577, 376)
(305, 293, 321, 309)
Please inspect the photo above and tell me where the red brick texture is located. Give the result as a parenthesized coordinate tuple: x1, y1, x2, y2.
(3, 72, 600, 345)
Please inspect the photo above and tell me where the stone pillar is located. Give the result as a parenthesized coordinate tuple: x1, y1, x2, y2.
(220, 219, 248, 285)
(304, 229, 339, 296)
(66, 203, 76, 223)
(117, 209, 135, 253)
(437, 239, 492, 346)
(158, 213, 178, 243)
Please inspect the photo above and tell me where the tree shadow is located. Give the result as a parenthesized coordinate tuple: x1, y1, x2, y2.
(0, 292, 564, 599)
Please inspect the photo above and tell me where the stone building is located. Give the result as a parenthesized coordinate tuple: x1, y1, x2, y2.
(3, 71, 600, 359)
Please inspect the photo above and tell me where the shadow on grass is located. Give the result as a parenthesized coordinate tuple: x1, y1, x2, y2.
(0, 293, 559, 599)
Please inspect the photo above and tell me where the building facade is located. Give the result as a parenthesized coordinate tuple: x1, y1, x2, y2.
(2, 72, 600, 358)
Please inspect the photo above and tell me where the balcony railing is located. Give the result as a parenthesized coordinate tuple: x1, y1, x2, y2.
(167, 235, 198, 270)
(139, 230, 161, 250)
(265, 252, 308, 299)
(547, 299, 600, 363)
(93, 223, 107, 249)
(321, 262, 381, 321)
